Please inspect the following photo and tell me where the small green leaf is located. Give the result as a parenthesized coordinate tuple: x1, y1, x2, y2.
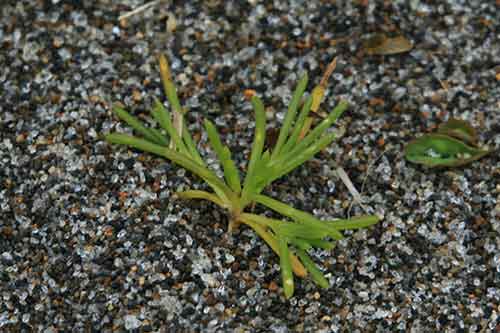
(283, 100, 348, 160)
(176, 190, 225, 207)
(404, 134, 491, 168)
(275, 130, 339, 180)
(437, 118, 478, 146)
(253, 150, 271, 188)
(240, 214, 308, 278)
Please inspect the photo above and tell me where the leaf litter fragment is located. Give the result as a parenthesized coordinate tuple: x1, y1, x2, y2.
(404, 134, 491, 168)
(437, 118, 479, 146)
(363, 33, 413, 55)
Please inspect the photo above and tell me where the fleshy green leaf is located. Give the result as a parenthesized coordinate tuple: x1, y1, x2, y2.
(304, 238, 336, 250)
(278, 236, 295, 299)
(112, 106, 168, 146)
(281, 95, 313, 155)
(289, 238, 312, 251)
(275, 130, 340, 180)
(152, 100, 188, 153)
(327, 215, 379, 231)
(241, 215, 307, 278)
(105, 133, 236, 204)
(181, 122, 205, 166)
(204, 119, 241, 193)
(272, 73, 309, 158)
(273, 222, 330, 240)
(254, 194, 344, 240)
(241, 95, 266, 205)
(404, 134, 491, 168)
(286, 100, 348, 157)
(296, 249, 329, 289)
(176, 190, 225, 207)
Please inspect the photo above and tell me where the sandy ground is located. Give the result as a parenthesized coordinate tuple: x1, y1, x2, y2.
(1, 1, 499, 331)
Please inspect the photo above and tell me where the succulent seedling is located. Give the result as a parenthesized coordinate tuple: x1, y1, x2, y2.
(105, 54, 380, 298)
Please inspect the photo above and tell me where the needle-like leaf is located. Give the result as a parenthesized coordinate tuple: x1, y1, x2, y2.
(279, 236, 294, 299)
(158, 54, 184, 117)
(284, 100, 348, 160)
(105, 133, 235, 204)
(181, 122, 205, 166)
(112, 106, 168, 146)
(204, 119, 241, 193)
(254, 194, 344, 240)
(272, 73, 308, 158)
(296, 249, 329, 289)
(326, 215, 380, 230)
(281, 95, 313, 155)
(176, 190, 225, 207)
(289, 237, 312, 251)
(241, 215, 307, 277)
(241, 95, 266, 205)
(272, 130, 340, 182)
(305, 239, 336, 250)
(151, 99, 188, 154)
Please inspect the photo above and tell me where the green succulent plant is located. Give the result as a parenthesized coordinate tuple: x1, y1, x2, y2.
(105, 54, 380, 298)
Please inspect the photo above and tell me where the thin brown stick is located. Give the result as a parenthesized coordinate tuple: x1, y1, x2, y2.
(319, 57, 337, 89)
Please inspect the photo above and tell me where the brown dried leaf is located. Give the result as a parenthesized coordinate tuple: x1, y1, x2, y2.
(363, 34, 413, 55)
(437, 118, 479, 147)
